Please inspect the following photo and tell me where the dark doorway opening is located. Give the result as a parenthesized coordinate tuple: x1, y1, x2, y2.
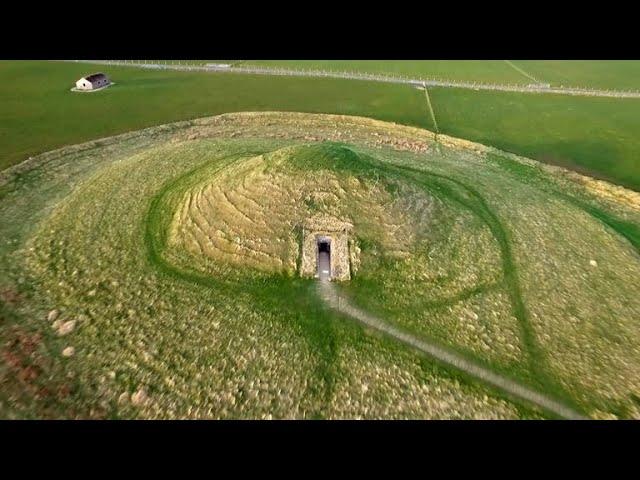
(318, 241, 330, 254)
(317, 239, 331, 280)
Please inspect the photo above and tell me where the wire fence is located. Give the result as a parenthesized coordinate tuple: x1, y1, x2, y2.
(65, 60, 640, 99)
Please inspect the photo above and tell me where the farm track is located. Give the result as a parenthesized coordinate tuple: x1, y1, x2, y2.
(69, 60, 640, 99)
(317, 281, 585, 419)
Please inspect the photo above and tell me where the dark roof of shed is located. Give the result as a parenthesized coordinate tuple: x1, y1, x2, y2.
(84, 72, 109, 82)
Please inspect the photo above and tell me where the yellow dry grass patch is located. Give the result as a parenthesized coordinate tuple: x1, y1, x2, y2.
(168, 145, 435, 277)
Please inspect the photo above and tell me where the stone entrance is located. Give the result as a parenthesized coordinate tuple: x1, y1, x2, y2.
(316, 236, 332, 281)
(300, 214, 353, 281)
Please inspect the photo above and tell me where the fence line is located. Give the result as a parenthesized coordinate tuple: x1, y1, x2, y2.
(65, 60, 640, 99)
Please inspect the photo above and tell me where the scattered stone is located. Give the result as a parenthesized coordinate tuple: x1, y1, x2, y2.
(57, 320, 76, 336)
(131, 388, 148, 406)
(47, 309, 59, 322)
(62, 346, 75, 357)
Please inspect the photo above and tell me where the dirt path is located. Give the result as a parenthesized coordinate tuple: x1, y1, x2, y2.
(317, 280, 586, 419)
(71, 60, 640, 99)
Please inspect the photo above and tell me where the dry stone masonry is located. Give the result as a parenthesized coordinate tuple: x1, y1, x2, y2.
(300, 214, 354, 281)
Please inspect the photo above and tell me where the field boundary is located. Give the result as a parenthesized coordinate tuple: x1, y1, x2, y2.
(66, 60, 640, 99)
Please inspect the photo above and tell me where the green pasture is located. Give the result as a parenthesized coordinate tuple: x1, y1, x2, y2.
(429, 87, 640, 190)
(0, 61, 430, 171)
(2, 59, 640, 192)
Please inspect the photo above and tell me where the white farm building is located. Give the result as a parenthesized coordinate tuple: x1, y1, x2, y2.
(75, 72, 111, 90)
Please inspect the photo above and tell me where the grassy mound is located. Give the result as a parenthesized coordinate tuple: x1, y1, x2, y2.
(163, 143, 435, 278)
(1, 112, 640, 419)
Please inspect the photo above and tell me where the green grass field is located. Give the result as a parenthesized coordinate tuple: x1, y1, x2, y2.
(3, 60, 640, 418)
(3, 60, 640, 192)
(428, 87, 640, 190)
(517, 60, 640, 90)
(242, 60, 531, 83)
(0, 61, 430, 171)
(243, 60, 640, 90)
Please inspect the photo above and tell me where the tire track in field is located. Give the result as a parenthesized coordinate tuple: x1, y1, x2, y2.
(317, 280, 585, 419)
(422, 84, 440, 134)
(504, 60, 540, 84)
